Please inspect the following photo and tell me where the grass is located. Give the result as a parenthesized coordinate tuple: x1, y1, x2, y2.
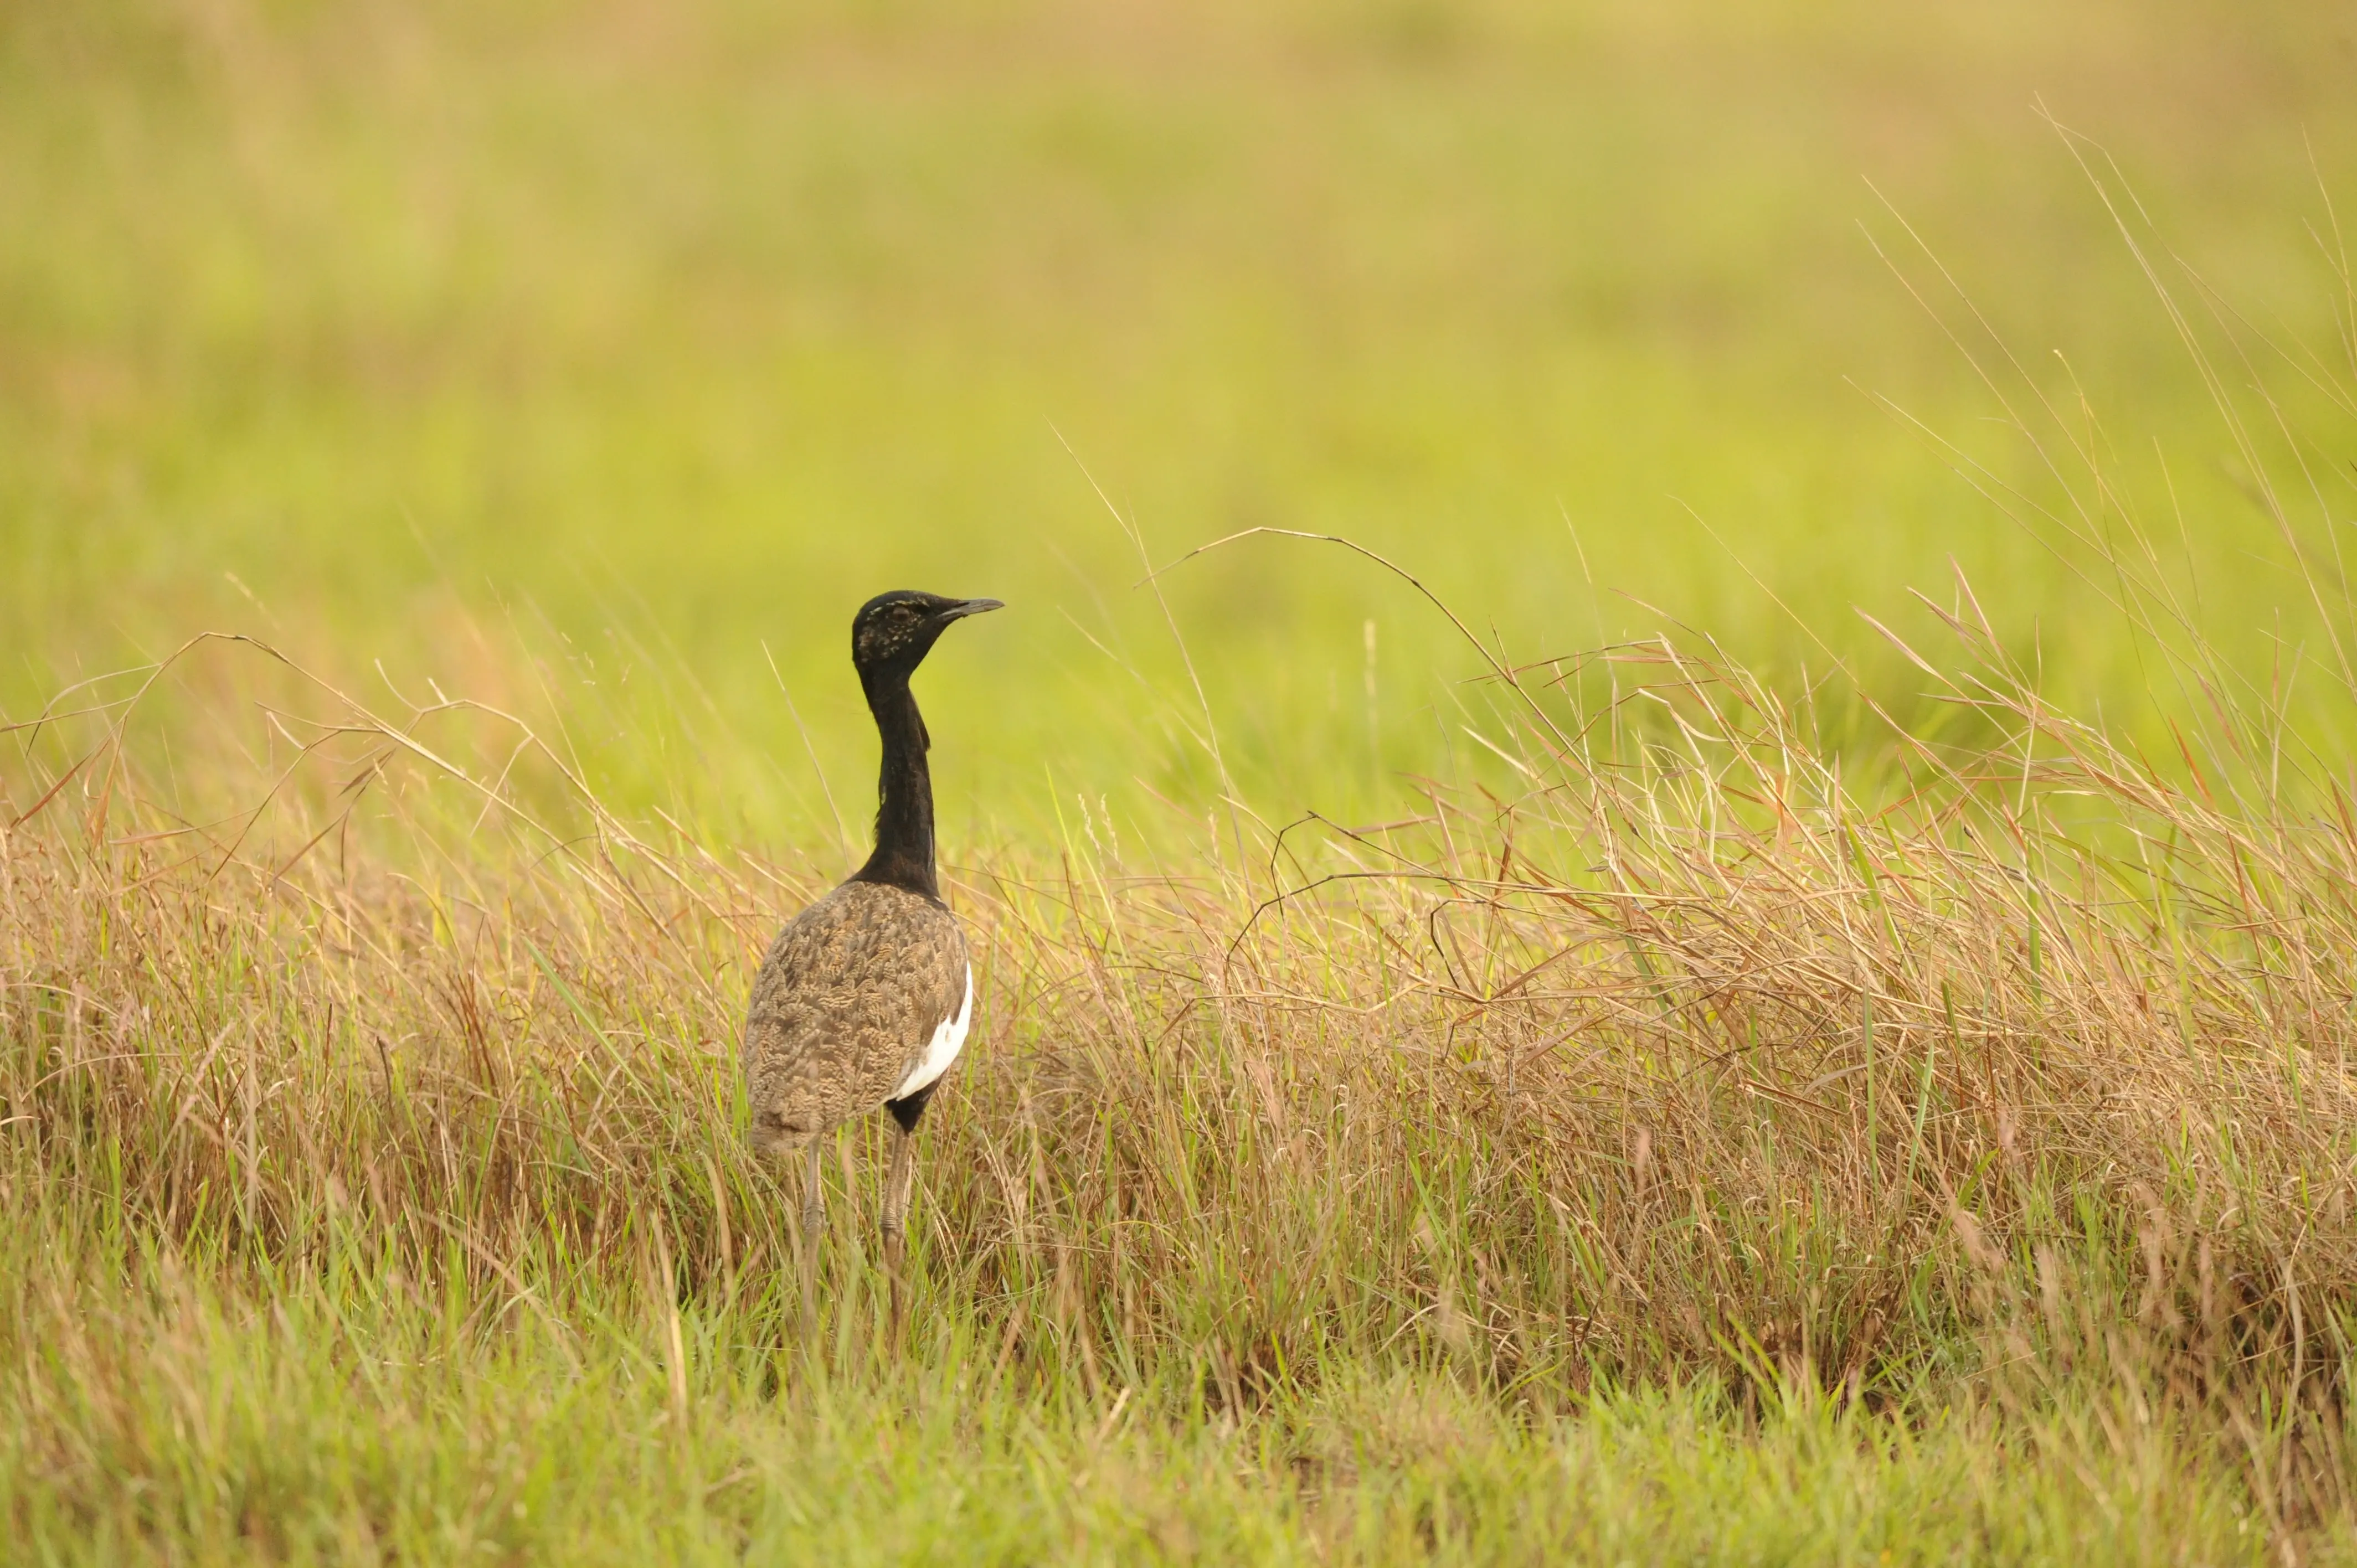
(6, 0, 2357, 821)
(14, 532, 2357, 1557)
(10, 0, 2357, 1561)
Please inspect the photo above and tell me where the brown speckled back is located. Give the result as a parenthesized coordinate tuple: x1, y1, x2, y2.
(742, 880, 969, 1159)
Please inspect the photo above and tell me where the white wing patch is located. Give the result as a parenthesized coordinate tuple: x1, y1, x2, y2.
(892, 966, 972, 1101)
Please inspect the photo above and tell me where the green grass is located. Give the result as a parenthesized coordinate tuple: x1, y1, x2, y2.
(8, 2, 2357, 1562)
(0, 1253, 2289, 1564)
(5, 0, 2355, 823)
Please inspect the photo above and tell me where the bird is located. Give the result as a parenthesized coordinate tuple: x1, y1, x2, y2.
(742, 589, 1002, 1330)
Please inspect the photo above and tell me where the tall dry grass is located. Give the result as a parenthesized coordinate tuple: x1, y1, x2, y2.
(7, 143, 2357, 1549)
(7, 532, 2357, 1531)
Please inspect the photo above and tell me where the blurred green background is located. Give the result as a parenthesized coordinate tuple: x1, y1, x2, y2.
(3, 1, 2354, 843)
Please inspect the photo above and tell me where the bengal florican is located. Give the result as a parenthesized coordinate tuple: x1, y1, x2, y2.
(742, 589, 1001, 1330)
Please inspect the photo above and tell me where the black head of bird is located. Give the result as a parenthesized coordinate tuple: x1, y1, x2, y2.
(852, 590, 1003, 688)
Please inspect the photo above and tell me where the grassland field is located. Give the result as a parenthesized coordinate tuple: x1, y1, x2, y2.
(7, 1, 2357, 1562)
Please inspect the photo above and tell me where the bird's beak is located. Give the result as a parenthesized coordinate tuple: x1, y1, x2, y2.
(938, 597, 1004, 622)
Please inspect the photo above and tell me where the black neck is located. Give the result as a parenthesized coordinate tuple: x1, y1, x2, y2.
(850, 670, 940, 900)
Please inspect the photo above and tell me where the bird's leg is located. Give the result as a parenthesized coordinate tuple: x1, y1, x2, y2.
(800, 1139, 826, 1238)
(881, 1121, 916, 1345)
(798, 1138, 825, 1348)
